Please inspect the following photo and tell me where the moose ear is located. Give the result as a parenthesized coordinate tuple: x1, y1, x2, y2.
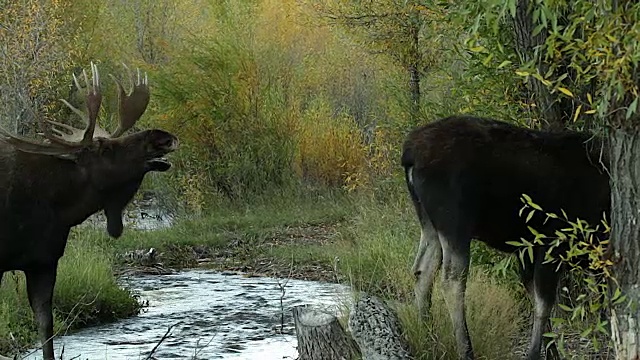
(94, 138, 114, 155)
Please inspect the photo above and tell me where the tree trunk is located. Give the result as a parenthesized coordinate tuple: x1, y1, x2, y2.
(407, 10, 421, 126)
(408, 63, 420, 125)
(293, 305, 361, 360)
(348, 294, 413, 360)
(512, 0, 566, 130)
(608, 127, 640, 360)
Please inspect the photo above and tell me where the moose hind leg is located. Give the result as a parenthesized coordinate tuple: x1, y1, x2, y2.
(526, 258, 561, 360)
(406, 167, 443, 318)
(439, 232, 474, 360)
(25, 266, 58, 360)
(413, 218, 442, 319)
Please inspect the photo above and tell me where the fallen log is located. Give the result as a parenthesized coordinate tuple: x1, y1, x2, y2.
(293, 304, 361, 360)
(292, 293, 414, 360)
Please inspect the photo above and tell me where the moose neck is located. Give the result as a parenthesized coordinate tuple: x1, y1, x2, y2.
(10, 150, 143, 231)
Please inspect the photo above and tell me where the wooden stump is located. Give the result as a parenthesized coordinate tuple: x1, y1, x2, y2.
(292, 293, 415, 360)
(348, 294, 413, 360)
(293, 304, 361, 360)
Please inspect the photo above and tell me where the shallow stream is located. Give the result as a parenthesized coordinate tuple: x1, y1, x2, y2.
(24, 270, 351, 360)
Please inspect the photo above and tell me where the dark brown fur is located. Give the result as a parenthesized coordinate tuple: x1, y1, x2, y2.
(402, 115, 610, 360)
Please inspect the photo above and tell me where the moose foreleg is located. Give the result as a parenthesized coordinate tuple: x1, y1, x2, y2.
(413, 221, 442, 318)
(25, 266, 57, 360)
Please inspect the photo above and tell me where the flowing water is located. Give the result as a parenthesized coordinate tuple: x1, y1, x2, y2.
(24, 270, 351, 360)
(83, 194, 176, 232)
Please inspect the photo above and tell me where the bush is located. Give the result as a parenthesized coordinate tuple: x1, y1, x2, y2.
(295, 98, 368, 188)
(152, 34, 297, 203)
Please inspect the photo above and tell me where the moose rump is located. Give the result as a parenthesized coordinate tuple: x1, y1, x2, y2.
(402, 115, 610, 360)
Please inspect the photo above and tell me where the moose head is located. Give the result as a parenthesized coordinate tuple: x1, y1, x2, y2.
(0, 62, 178, 237)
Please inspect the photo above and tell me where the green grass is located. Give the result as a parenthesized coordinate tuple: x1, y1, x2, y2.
(107, 189, 355, 266)
(398, 269, 525, 360)
(0, 232, 141, 356)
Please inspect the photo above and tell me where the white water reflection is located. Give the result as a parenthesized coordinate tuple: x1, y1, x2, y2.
(24, 270, 351, 360)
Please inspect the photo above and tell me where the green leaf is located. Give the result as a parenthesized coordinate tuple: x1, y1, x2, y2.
(482, 53, 494, 66)
(558, 303, 572, 312)
(526, 209, 535, 223)
(580, 327, 593, 338)
(498, 60, 512, 69)
(530, 201, 542, 211)
(508, 0, 516, 18)
(626, 97, 638, 120)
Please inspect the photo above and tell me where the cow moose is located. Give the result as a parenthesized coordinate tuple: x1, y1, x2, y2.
(401, 115, 610, 360)
(0, 63, 178, 360)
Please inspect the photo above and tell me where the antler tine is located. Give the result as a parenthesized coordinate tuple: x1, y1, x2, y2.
(55, 62, 110, 145)
(109, 63, 150, 138)
(81, 62, 101, 143)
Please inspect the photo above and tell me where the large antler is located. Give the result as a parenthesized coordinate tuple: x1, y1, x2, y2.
(46, 62, 111, 145)
(0, 62, 150, 156)
(49, 62, 150, 142)
(109, 64, 150, 138)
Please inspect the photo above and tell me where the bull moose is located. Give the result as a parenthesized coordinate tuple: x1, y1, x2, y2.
(0, 63, 178, 360)
(402, 115, 610, 360)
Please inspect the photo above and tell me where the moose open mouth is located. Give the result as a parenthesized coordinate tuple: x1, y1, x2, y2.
(146, 137, 178, 172)
(146, 157, 171, 172)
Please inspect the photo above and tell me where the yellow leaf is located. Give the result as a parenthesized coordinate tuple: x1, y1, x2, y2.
(585, 109, 596, 114)
(558, 87, 574, 97)
(573, 105, 582, 122)
(515, 70, 529, 77)
(469, 46, 486, 52)
(587, 93, 593, 104)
